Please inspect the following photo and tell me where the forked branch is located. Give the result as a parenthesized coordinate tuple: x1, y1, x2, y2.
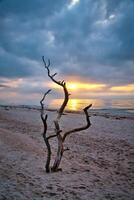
(40, 89, 51, 131)
(41, 57, 92, 172)
(42, 56, 69, 120)
(40, 89, 53, 173)
(62, 104, 92, 142)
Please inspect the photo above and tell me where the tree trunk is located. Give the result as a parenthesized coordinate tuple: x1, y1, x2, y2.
(41, 58, 92, 173)
(43, 136, 52, 173)
(51, 134, 64, 172)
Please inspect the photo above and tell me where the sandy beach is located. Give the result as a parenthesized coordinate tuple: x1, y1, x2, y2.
(0, 106, 134, 200)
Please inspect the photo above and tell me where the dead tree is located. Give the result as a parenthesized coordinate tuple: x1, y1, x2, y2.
(40, 56, 92, 173)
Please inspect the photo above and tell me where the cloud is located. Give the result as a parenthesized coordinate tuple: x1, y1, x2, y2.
(0, 0, 134, 87)
(0, 0, 67, 19)
(41, 0, 134, 85)
(0, 84, 10, 88)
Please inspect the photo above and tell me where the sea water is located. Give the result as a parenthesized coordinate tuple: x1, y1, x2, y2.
(46, 97, 134, 117)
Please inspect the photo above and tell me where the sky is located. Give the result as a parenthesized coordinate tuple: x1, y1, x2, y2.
(0, 0, 134, 107)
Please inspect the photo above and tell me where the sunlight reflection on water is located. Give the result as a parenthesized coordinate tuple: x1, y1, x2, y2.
(47, 98, 134, 111)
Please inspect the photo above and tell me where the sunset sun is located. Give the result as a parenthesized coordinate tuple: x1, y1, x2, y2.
(0, 0, 134, 197)
(67, 83, 78, 90)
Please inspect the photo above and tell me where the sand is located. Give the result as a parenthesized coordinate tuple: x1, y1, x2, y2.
(0, 106, 134, 200)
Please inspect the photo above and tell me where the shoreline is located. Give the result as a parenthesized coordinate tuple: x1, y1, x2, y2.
(0, 104, 134, 120)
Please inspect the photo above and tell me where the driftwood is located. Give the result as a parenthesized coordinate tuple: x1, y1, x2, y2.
(40, 57, 92, 173)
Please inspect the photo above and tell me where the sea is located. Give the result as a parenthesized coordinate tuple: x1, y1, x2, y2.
(46, 97, 134, 117)
(0, 97, 134, 117)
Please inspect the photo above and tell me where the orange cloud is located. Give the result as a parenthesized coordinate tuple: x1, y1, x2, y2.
(110, 84, 134, 93)
(49, 81, 106, 91)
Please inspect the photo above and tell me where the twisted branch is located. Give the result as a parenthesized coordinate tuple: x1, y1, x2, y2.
(42, 56, 69, 120)
(62, 104, 92, 142)
(40, 89, 52, 173)
(41, 57, 92, 172)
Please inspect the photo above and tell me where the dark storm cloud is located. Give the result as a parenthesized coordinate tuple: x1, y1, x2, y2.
(0, 0, 67, 19)
(0, 47, 40, 77)
(44, 0, 134, 84)
(0, 0, 134, 85)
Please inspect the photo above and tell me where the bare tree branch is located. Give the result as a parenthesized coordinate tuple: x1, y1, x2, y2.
(62, 104, 92, 142)
(40, 89, 51, 112)
(42, 56, 69, 120)
(40, 89, 51, 130)
(40, 89, 52, 173)
(47, 134, 57, 140)
(57, 82, 69, 120)
(42, 56, 60, 86)
(51, 120, 63, 171)
(41, 57, 92, 172)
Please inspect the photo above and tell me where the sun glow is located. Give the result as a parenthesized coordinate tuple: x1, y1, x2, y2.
(49, 98, 107, 111)
(67, 82, 106, 91)
(50, 98, 83, 111)
(68, 0, 80, 9)
(110, 84, 134, 93)
(50, 81, 106, 91)
(68, 99, 79, 110)
(67, 83, 78, 90)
